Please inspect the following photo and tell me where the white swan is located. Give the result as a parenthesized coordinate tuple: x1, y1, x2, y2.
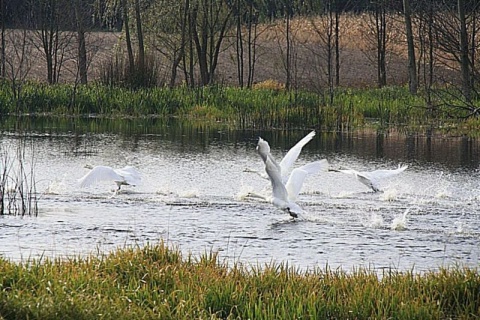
(257, 137, 327, 218)
(246, 130, 316, 182)
(78, 165, 141, 191)
(332, 164, 408, 192)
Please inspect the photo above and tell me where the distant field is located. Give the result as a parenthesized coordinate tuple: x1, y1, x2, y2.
(6, 14, 458, 90)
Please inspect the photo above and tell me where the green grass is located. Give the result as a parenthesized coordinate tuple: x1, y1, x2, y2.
(0, 242, 478, 319)
(1, 80, 479, 132)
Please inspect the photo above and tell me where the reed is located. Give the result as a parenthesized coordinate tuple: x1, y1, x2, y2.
(0, 242, 478, 319)
(0, 81, 477, 130)
(0, 142, 38, 216)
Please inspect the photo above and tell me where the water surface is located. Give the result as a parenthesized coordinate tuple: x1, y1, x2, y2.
(1, 119, 479, 273)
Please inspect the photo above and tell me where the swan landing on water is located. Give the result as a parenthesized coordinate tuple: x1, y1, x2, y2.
(256, 136, 327, 218)
(78, 165, 142, 191)
(331, 164, 408, 192)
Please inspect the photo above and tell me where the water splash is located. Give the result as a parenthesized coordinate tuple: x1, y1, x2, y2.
(179, 188, 200, 198)
(368, 213, 384, 228)
(44, 177, 67, 195)
(381, 188, 399, 202)
(234, 185, 256, 201)
(391, 208, 411, 231)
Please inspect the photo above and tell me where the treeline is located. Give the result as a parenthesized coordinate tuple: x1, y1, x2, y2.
(2, 0, 398, 30)
(1, 0, 480, 118)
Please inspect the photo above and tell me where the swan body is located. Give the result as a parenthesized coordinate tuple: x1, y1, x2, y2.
(334, 165, 408, 192)
(257, 137, 326, 218)
(78, 165, 141, 191)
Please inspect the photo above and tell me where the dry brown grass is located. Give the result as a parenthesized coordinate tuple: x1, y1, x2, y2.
(6, 13, 457, 90)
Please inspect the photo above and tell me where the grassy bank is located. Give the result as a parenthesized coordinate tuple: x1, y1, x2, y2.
(0, 81, 438, 130)
(0, 242, 478, 319)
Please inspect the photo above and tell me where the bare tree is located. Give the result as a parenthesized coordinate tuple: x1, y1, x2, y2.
(74, 0, 88, 84)
(403, 0, 417, 94)
(0, 0, 5, 79)
(143, 0, 188, 87)
(457, 0, 471, 101)
(5, 29, 33, 111)
(188, 0, 233, 86)
(431, 0, 480, 104)
(123, 0, 134, 75)
(134, 0, 145, 74)
(414, 0, 436, 106)
(371, 0, 388, 87)
(307, 0, 341, 103)
(30, 0, 74, 84)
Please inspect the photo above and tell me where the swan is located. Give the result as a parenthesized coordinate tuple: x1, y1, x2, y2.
(246, 130, 316, 182)
(331, 164, 408, 192)
(257, 137, 327, 218)
(78, 165, 141, 191)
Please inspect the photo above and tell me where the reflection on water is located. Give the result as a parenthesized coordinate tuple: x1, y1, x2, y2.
(0, 117, 479, 272)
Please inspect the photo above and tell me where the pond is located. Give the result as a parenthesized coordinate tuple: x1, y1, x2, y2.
(1, 117, 479, 273)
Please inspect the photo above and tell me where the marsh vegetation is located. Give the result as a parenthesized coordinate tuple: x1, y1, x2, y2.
(0, 243, 479, 319)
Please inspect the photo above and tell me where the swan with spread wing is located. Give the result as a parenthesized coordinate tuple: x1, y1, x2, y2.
(331, 165, 408, 192)
(256, 137, 327, 218)
(78, 165, 141, 191)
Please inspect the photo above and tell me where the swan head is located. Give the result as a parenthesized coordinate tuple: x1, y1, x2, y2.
(84, 164, 94, 170)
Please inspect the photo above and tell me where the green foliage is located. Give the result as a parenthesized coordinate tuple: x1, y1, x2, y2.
(1, 81, 478, 131)
(0, 243, 479, 319)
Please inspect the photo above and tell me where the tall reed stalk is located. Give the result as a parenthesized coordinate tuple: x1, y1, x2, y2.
(0, 141, 38, 216)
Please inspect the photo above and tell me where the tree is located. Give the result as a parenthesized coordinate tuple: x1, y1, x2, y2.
(371, 0, 388, 87)
(5, 29, 33, 111)
(0, 0, 5, 79)
(308, 0, 341, 102)
(30, 0, 74, 84)
(188, 0, 233, 86)
(403, 0, 417, 94)
(431, 0, 480, 104)
(142, 0, 189, 87)
(74, 0, 88, 84)
(457, 0, 470, 101)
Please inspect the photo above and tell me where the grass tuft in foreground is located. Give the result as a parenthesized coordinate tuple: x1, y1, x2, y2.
(0, 242, 479, 319)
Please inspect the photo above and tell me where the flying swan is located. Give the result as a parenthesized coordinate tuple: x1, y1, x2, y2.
(78, 165, 142, 191)
(257, 137, 327, 218)
(331, 164, 408, 192)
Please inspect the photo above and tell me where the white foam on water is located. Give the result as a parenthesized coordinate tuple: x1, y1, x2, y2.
(391, 208, 411, 231)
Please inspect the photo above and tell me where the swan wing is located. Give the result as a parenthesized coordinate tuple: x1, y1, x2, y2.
(279, 131, 315, 176)
(78, 166, 123, 188)
(115, 166, 142, 186)
(285, 168, 308, 201)
(285, 159, 327, 201)
(366, 165, 408, 181)
(301, 159, 329, 175)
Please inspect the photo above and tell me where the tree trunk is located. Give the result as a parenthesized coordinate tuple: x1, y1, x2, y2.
(0, 0, 5, 79)
(285, 12, 291, 90)
(246, 3, 257, 88)
(75, 0, 87, 84)
(403, 0, 417, 94)
(334, 8, 340, 87)
(122, 0, 134, 74)
(235, 0, 244, 87)
(457, 0, 471, 101)
(375, 3, 387, 87)
(134, 0, 145, 73)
